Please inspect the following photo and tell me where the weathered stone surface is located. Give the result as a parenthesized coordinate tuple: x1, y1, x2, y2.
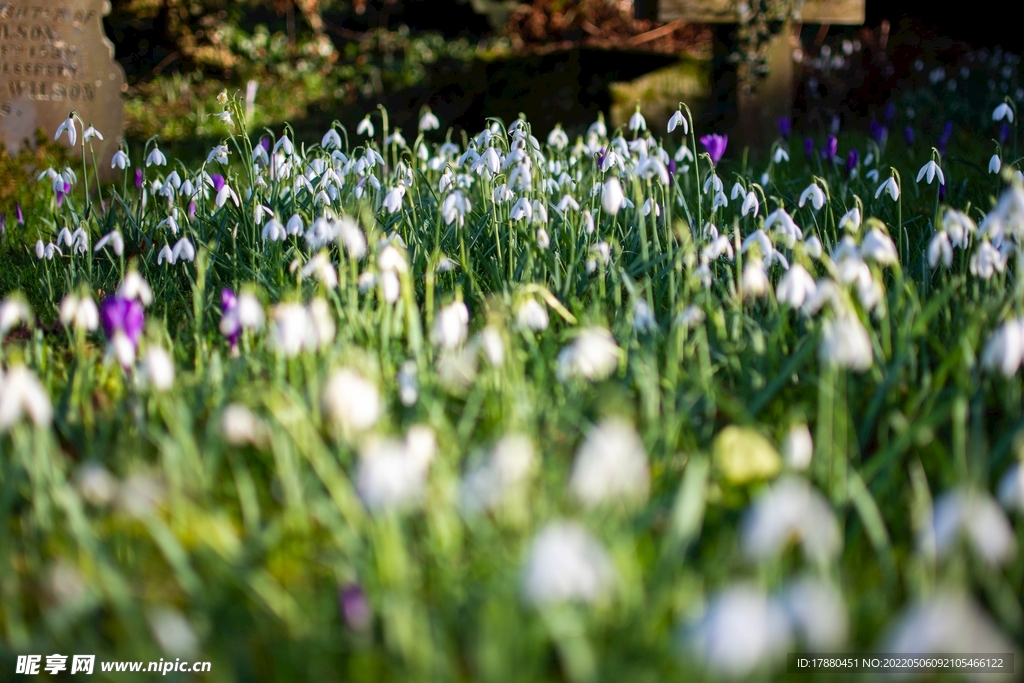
(0, 0, 125, 179)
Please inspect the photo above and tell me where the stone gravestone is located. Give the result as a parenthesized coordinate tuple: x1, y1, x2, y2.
(638, 0, 864, 149)
(0, 0, 126, 179)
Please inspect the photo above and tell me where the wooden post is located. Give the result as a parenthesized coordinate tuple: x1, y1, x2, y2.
(646, 1, 864, 149)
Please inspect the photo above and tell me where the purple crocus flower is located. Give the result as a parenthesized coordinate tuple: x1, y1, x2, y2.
(938, 121, 953, 151)
(870, 119, 887, 144)
(0, 212, 5, 237)
(700, 134, 728, 166)
(134, 168, 143, 189)
(939, 181, 946, 202)
(101, 297, 145, 367)
(56, 191, 65, 208)
(16, 202, 23, 224)
(821, 135, 838, 161)
(260, 136, 271, 152)
(338, 583, 371, 631)
(221, 288, 240, 351)
(846, 149, 859, 173)
(211, 174, 226, 193)
(804, 137, 814, 159)
(667, 158, 677, 178)
(596, 147, 607, 169)
(188, 201, 197, 219)
(904, 126, 915, 145)
(778, 117, 792, 139)
(63, 181, 71, 194)
(1000, 123, 1011, 145)
(884, 102, 895, 124)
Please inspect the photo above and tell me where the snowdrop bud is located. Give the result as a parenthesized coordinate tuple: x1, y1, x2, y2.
(989, 154, 1002, 174)
(535, 227, 550, 249)
(783, 423, 813, 470)
(742, 259, 770, 299)
(601, 177, 624, 215)
(521, 521, 616, 606)
(582, 209, 595, 234)
(993, 102, 1014, 123)
(667, 109, 687, 134)
(138, 346, 175, 392)
(981, 317, 1024, 377)
(323, 369, 382, 434)
(928, 231, 953, 268)
(570, 418, 650, 507)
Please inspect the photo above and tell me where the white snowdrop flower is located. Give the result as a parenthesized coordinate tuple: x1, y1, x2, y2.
(970, 241, 1006, 279)
(57, 227, 74, 247)
(138, 346, 175, 392)
(332, 217, 366, 259)
(516, 298, 549, 331)
(683, 584, 792, 679)
(510, 196, 533, 222)
(570, 418, 649, 507)
(441, 190, 472, 227)
(307, 298, 336, 350)
(588, 115, 607, 138)
(35, 241, 59, 260)
(215, 184, 240, 208)
(146, 146, 167, 167)
(742, 258, 770, 299)
(782, 423, 813, 470)
(461, 433, 535, 514)
(253, 204, 274, 226)
(674, 305, 705, 329)
(59, 294, 99, 332)
(711, 191, 729, 211)
(930, 489, 1016, 566)
(531, 200, 548, 225)
(94, 230, 124, 257)
(547, 124, 569, 149)
(381, 271, 400, 303)
(704, 234, 734, 262)
(637, 156, 670, 186)
(982, 318, 1024, 377)
(601, 177, 624, 215)
(108, 330, 136, 368)
(741, 191, 759, 217)
(270, 303, 312, 357)
(928, 231, 953, 268)
(54, 116, 76, 145)
(820, 314, 873, 371)
(730, 182, 746, 201)
(221, 404, 269, 447)
(207, 144, 230, 165)
(916, 159, 945, 185)
(642, 197, 661, 217)
(300, 252, 339, 289)
(172, 237, 195, 263)
(157, 244, 175, 265)
(586, 241, 612, 274)
(382, 185, 406, 214)
(865, 168, 879, 183)
(148, 607, 198, 659)
(633, 298, 656, 333)
(521, 521, 616, 606)
(668, 110, 688, 134)
(535, 228, 550, 250)
(763, 208, 802, 246)
(556, 194, 580, 213)
(779, 578, 848, 651)
(993, 102, 1014, 123)
(261, 218, 286, 241)
(397, 360, 418, 406)
(283, 213, 305, 237)
(0, 297, 31, 337)
(860, 228, 899, 265)
(628, 108, 647, 132)
(76, 464, 118, 506)
(942, 209, 976, 248)
(478, 326, 505, 367)
(997, 463, 1024, 511)
(875, 176, 899, 201)
(356, 436, 431, 513)
(882, 595, 1018, 671)
(320, 127, 342, 149)
(578, 208, 595, 234)
(776, 264, 817, 309)
(838, 207, 862, 232)
(556, 327, 620, 381)
(798, 183, 826, 211)
(383, 130, 406, 147)
(0, 366, 52, 430)
(432, 301, 470, 349)
(676, 144, 694, 163)
(989, 154, 1002, 174)
(804, 236, 823, 259)
(111, 149, 130, 169)
(743, 476, 841, 562)
(492, 183, 514, 203)
(356, 115, 374, 137)
(118, 271, 153, 306)
(418, 108, 440, 132)
(323, 368, 381, 435)
(272, 135, 294, 156)
(773, 146, 790, 163)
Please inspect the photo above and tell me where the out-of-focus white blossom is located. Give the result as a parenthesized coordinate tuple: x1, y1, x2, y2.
(930, 489, 1016, 565)
(570, 418, 649, 508)
(323, 369, 381, 435)
(556, 327, 620, 381)
(742, 476, 841, 563)
(521, 521, 616, 606)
